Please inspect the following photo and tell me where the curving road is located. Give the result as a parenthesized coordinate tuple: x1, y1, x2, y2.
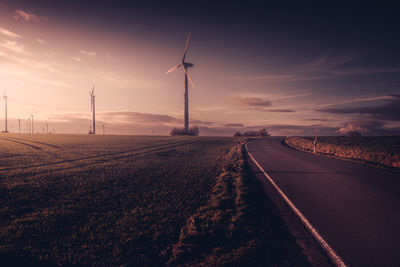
(247, 138, 400, 267)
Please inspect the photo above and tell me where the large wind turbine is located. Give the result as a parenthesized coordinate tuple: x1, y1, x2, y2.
(90, 86, 95, 134)
(166, 32, 194, 135)
(3, 92, 8, 133)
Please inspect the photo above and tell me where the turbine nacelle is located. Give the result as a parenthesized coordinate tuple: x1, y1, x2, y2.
(183, 62, 194, 68)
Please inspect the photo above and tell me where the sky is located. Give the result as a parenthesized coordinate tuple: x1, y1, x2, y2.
(0, 0, 399, 136)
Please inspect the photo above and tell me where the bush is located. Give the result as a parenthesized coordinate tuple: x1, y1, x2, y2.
(170, 126, 200, 136)
(260, 128, 270, 136)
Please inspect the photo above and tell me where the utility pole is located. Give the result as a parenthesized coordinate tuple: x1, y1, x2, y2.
(18, 119, 20, 133)
(31, 114, 34, 133)
(313, 129, 318, 153)
(46, 123, 48, 133)
(103, 124, 105, 135)
(28, 118, 31, 133)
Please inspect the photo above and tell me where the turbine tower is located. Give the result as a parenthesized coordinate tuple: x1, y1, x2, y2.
(3, 92, 8, 133)
(166, 32, 194, 135)
(90, 86, 95, 134)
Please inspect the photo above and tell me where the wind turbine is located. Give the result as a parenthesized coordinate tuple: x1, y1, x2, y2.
(166, 32, 194, 135)
(3, 92, 8, 133)
(90, 86, 95, 134)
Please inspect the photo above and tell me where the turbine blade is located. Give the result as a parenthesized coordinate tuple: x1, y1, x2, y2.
(183, 66, 194, 87)
(166, 63, 181, 74)
(182, 31, 191, 62)
(91, 86, 95, 95)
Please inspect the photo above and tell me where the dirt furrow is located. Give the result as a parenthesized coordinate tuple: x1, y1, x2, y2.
(1, 140, 200, 172)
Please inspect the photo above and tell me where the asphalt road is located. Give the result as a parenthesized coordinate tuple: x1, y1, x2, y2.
(247, 138, 400, 267)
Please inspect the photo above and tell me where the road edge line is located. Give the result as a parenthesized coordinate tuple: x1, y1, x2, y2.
(245, 142, 347, 267)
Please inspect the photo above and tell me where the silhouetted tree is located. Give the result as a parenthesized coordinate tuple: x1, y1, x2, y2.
(233, 132, 243, 137)
(260, 128, 270, 136)
(170, 126, 200, 136)
(188, 126, 200, 136)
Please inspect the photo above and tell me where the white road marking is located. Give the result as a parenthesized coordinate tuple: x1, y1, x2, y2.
(246, 141, 347, 267)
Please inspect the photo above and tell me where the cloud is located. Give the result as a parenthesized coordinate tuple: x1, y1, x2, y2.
(230, 96, 271, 107)
(317, 95, 400, 121)
(0, 27, 22, 38)
(339, 119, 400, 135)
(80, 50, 96, 56)
(14, 9, 40, 22)
(188, 119, 214, 125)
(275, 93, 312, 101)
(99, 111, 177, 124)
(0, 40, 26, 54)
(306, 118, 330, 121)
(224, 123, 244, 127)
(233, 53, 400, 82)
(72, 57, 81, 62)
(313, 95, 397, 109)
(37, 38, 47, 45)
(265, 109, 294, 112)
(48, 112, 218, 135)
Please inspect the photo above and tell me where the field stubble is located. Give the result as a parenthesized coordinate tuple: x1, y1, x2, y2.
(0, 134, 235, 266)
(1, 134, 310, 266)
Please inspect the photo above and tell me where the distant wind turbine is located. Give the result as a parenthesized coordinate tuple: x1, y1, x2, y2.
(90, 86, 95, 134)
(166, 32, 194, 135)
(3, 92, 8, 133)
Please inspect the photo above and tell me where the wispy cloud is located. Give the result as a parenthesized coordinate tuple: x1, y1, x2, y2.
(317, 95, 400, 121)
(0, 40, 26, 54)
(37, 38, 47, 45)
(80, 50, 96, 56)
(0, 50, 60, 73)
(230, 96, 271, 107)
(0, 66, 70, 88)
(0, 27, 22, 38)
(14, 9, 41, 22)
(99, 111, 177, 124)
(312, 95, 397, 109)
(265, 109, 294, 112)
(233, 53, 400, 82)
(224, 123, 244, 127)
(274, 92, 312, 101)
(338, 118, 400, 135)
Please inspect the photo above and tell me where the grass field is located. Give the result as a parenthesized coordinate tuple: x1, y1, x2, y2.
(0, 134, 310, 266)
(286, 136, 400, 169)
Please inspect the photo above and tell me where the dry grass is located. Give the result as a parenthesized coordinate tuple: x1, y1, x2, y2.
(168, 141, 311, 266)
(286, 136, 400, 169)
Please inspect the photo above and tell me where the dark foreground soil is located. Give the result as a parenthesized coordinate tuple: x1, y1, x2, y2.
(1, 135, 311, 266)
